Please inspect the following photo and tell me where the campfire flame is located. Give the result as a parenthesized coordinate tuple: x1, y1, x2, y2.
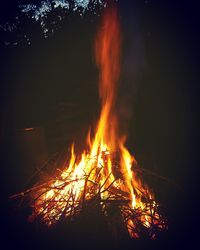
(21, 6, 166, 239)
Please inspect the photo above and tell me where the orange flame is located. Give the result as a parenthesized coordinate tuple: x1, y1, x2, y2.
(29, 6, 166, 238)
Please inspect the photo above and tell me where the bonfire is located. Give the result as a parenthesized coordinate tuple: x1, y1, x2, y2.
(13, 4, 167, 239)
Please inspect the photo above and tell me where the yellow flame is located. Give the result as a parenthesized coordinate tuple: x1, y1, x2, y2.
(30, 6, 165, 237)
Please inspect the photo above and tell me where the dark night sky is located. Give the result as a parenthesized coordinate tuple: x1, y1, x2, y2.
(0, 1, 199, 249)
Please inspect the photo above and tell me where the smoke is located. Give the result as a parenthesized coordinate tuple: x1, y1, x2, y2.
(117, 1, 146, 136)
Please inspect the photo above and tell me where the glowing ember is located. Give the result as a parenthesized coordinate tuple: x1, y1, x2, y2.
(16, 5, 166, 239)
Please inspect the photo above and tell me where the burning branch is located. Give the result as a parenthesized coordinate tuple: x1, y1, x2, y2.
(13, 150, 167, 239)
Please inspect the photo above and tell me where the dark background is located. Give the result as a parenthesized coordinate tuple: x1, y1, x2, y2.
(0, 0, 199, 249)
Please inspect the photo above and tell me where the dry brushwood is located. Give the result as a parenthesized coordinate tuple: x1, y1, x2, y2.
(11, 150, 167, 239)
